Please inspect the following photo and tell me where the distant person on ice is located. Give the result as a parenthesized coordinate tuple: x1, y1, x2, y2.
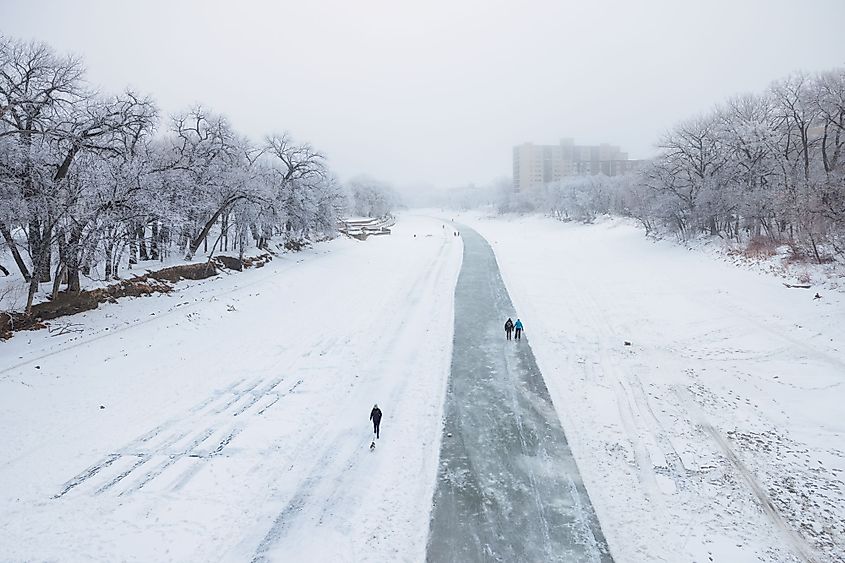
(370, 404, 383, 439)
(514, 319, 524, 340)
(504, 318, 514, 340)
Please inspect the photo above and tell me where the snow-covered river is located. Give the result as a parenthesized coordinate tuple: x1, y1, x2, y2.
(427, 225, 612, 562)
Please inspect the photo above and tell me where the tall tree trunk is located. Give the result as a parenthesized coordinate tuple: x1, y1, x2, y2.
(809, 233, 823, 264)
(104, 242, 113, 280)
(52, 231, 67, 299)
(28, 219, 52, 283)
(159, 224, 169, 261)
(51, 263, 67, 301)
(0, 221, 31, 281)
(25, 275, 39, 316)
(25, 234, 52, 316)
(80, 240, 92, 276)
(39, 237, 52, 283)
(113, 240, 126, 280)
(66, 226, 82, 294)
(238, 227, 246, 262)
(150, 220, 160, 260)
(138, 223, 148, 260)
(186, 198, 244, 260)
(27, 218, 39, 256)
(180, 228, 191, 257)
(708, 216, 718, 236)
(129, 224, 138, 267)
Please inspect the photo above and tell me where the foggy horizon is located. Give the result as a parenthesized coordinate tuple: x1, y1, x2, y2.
(5, 0, 845, 190)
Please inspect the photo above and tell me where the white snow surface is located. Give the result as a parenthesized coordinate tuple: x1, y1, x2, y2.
(0, 214, 462, 562)
(2, 210, 844, 563)
(456, 212, 844, 563)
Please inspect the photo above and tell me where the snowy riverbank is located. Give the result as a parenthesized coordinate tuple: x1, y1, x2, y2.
(455, 211, 844, 563)
(0, 214, 462, 562)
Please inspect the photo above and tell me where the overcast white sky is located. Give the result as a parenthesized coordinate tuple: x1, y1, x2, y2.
(4, 0, 845, 189)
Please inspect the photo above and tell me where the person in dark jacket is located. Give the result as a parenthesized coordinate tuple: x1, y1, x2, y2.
(504, 318, 514, 340)
(370, 404, 383, 439)
(514, 319, 524, 340)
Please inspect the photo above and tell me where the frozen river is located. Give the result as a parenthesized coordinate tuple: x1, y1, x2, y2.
(426, 226, 613, 562)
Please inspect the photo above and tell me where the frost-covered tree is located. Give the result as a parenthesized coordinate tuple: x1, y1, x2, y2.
(502, 66, 845, 263)
(0, 34, 343, 314)
(347, 176, 397, 218)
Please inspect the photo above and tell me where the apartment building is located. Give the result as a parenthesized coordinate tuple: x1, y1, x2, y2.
(512, 138, 642, 192)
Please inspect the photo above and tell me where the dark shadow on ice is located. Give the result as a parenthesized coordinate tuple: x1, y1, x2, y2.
(426, 226, 613, 563)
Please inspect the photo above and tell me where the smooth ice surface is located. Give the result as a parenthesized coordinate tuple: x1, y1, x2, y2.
(427, 226, 612, 562)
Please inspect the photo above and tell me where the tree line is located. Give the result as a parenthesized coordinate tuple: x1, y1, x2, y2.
(503, 67, 845, 263)
(347, 175, 398, 219)
(1, 35, 346, 314)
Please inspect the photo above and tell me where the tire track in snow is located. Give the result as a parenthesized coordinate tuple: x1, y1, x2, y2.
(119, 425, 231, 496)
(52, 375, 290, 498)
(578, 277, 826, 563)
(710, 298, 845, 373)
(573, 286, 699, 497)
(52, 454, 122, 499)
(677, 388, 821, 563)
(561, 252, 826, 562)
(564, 285, 665, 504)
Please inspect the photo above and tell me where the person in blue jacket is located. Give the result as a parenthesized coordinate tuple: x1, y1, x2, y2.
(514, 319, 524, 340)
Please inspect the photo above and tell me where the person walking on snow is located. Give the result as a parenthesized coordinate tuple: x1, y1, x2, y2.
(370, 404, 383, 439)
(504, 318, 514, 340)
(514, 319, 524, 340)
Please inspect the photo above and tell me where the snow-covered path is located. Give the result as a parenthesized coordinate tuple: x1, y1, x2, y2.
(0, 215, 462, 562)
(426, 226, 611, 562)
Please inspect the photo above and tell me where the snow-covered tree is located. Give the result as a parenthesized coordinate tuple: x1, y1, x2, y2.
(0, 34, 343, 314)
(346, 176, 398, 218)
